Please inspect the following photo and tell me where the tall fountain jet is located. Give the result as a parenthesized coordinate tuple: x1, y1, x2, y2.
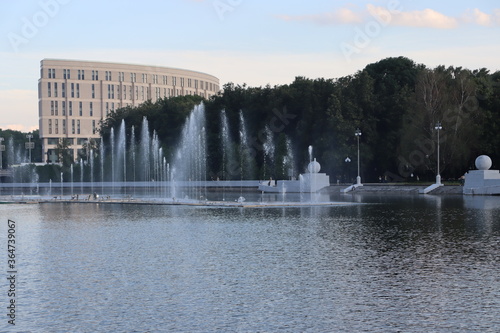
(100, 136, 105, 193)
(284, 137, 295, 179)
(239, 110, 254, 180)
(263, 125, 274, 180)
(110, 127, 115, 187)
(116, 119, 127, 184)
(140, 117, 151, 183)
(130, 126, 136, 183)
(171, 103, 207, 199)
(220, 110, 232, 200)
(220, 110, 236, 180)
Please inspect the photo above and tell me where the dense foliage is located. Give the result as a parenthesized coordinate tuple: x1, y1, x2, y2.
(201, 56, 500, 182)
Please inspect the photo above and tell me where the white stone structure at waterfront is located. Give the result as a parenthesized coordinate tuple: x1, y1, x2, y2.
(463, 155, 500, 195)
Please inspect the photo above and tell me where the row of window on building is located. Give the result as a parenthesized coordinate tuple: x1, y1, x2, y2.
(47, 119, 97, 136)
(46, 81, 211, 101)
(43, 68, 218, 91)
(49, 100, 117, 117)
(47, 82, 80, 98)
(46, 138, 93, 146)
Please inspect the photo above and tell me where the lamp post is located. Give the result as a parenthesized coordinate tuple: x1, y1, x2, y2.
(25, 134, 34, 163)
(355, 128, 362, 185)
(435, 122, 442, 185)
(0, 137, 4, 169)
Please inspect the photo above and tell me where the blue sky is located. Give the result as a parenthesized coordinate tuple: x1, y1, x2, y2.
(1, 0, 499, 131)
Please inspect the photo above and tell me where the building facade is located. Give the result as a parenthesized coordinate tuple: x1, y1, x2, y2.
(38, 59, 220, 163)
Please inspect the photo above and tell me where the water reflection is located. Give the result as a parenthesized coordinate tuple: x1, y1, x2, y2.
(0, 194, 498, 332)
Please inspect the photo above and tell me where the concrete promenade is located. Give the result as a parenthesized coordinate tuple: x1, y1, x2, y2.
(0, 182, 464, 196)
(331, 183, 463, 194)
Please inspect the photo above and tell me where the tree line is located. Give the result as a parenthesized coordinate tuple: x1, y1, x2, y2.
(101, 56, 500, 182)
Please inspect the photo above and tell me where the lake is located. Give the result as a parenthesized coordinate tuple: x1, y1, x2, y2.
(1, 192, 499, 332)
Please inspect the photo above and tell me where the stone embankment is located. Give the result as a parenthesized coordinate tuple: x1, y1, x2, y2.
(329, 184, 463, 194)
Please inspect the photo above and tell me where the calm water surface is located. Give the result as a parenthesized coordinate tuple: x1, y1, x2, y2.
(1, 192, 499, 332)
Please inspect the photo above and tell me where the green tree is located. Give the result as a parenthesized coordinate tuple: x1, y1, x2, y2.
(55, 138, 73, 168)
(96, 57, 500, 182)
(477, 70, 500, 168)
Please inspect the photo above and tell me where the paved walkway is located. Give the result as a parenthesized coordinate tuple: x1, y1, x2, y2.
(330, 184, 463, 194)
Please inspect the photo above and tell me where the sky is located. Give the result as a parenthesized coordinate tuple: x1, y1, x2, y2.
(0, 0, 499, 131)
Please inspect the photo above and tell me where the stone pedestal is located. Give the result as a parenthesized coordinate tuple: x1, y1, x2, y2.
(258, 158, 330, 193)
(463, 170, 500, 195)
(463, 155, 500, 195)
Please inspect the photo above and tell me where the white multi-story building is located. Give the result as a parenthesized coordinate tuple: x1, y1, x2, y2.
(38, 59, 220, 163)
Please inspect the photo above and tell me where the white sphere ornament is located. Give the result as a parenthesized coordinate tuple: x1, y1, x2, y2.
(307, 158, 321, 173)
(475, 155, 492, 170)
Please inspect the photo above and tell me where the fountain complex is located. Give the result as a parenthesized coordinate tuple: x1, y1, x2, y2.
(1, 103, 344, 206)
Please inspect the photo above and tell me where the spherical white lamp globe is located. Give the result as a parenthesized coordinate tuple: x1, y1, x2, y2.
(475, 155, 492, 170)
(307, 159, 321, 173)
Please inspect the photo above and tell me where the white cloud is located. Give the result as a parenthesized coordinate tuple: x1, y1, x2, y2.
(277, 8, 363, 25)
(367, 5, 458, 29)
(461, 8, 500, 26)
(280, 5, 500, 29)
(469, 8, 492, 26)
(2, 124, 38, 132)
(495, 9, 500, 25)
